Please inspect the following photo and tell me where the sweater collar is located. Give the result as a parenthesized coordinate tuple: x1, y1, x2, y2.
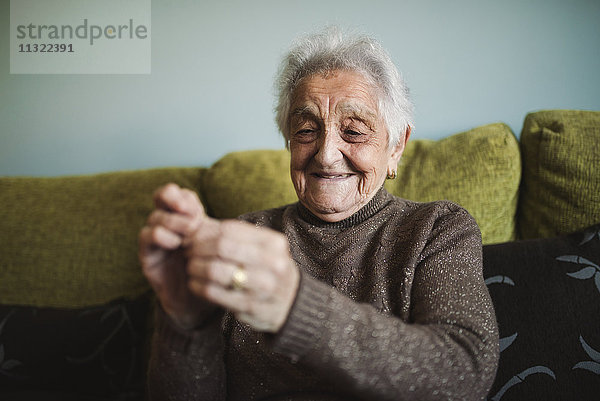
(297, 186, 391, 230)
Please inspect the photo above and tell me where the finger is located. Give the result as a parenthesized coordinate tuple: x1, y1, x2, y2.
(184, 215, 222, 246)
(139, 225, 183, 254)
(189, 221, 290, 267)
(187, 258, 235, 288)
(181, 188, 205, 216)
(220, 220, 287, 250)
(138, 226, 185, 288)
(147, 209, 201, 237)
(187, 258, 278, 296)
(188, 279, 248, 313)
(153, 183, 205, 217)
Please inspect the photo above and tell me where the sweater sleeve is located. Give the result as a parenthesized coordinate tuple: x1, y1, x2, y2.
(269, 207, 499, 401)
(147, 307, 227, 401)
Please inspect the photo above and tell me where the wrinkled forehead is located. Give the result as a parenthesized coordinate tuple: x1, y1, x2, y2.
(290, 103, 378, 126)
(289, 70, 381, 121)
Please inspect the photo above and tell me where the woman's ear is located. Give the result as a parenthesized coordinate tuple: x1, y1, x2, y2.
(389, 125, 411, 165)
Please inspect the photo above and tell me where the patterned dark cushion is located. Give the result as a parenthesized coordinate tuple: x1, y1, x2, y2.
(0, 295, 150, 400)
(483, 223, 600, 400)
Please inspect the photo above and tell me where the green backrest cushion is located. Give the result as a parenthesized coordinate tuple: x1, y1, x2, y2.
(202, 150, 298, 218)
(386, 123, 520, 244)
(0, 122, 522, 308)
(0, 168, 205, 308)
(518, 110, 600, 239)
(203, 123, 521, 244)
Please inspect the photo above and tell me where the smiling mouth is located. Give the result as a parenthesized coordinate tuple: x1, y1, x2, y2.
(311, 173, 353, 179)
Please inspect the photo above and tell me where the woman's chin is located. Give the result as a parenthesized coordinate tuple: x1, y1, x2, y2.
(303, 194, 361, 222)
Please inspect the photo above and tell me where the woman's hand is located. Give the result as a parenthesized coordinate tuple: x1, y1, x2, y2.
(139, 183, 217, 330)
(186, 219, 300, 333)
(140, 183, 300, 333)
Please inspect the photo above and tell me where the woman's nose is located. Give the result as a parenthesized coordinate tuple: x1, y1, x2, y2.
(314, 131, 343, 166)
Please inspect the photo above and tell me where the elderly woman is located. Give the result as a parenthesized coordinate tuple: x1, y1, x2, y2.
(139, 29, 499, 400)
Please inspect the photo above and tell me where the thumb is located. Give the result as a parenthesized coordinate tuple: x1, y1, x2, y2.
(153, 183, 204, 217)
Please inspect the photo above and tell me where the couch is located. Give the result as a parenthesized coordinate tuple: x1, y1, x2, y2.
(0, 110, 598, 400)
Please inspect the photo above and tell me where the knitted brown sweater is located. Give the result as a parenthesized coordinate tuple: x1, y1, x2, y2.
(148, 189, 499, 400)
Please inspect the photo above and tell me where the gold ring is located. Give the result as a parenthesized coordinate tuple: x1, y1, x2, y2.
(230, 266, 248, 291)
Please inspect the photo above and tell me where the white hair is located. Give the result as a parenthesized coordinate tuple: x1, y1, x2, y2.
(275, 27, 414, 148)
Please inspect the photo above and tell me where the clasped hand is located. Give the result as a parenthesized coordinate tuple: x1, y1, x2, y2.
(139, 183, 299, 332)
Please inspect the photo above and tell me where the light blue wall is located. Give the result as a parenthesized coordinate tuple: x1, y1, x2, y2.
(1, 0, 599, 176)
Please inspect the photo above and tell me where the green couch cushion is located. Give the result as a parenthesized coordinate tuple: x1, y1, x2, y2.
(0, 167, 205, 308)
(519, 110, 600, 239)
(202, 150, 298, 219)
(386, 123, 520, 244)
(203, 123, 521, 244)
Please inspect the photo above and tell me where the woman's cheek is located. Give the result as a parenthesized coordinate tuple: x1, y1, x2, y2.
(290, 169, 306, 197)
(353, 157, 378, 195)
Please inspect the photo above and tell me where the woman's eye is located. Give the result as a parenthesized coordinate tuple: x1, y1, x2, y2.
(342, 129, 368, 143)
(295, 129, 316, 137)
(292, 129, 317, 143)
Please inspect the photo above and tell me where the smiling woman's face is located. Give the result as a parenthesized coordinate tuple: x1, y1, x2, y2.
(288, 70, 408, 222)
